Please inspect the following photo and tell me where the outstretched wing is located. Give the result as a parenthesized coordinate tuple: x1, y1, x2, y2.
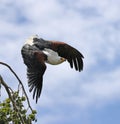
(51, 41, 84, 71)
(21, 45, 47, 103)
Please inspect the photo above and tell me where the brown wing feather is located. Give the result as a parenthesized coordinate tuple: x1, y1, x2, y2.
(28, 51, 47, 103)
(51, 41, 84, 71)
(21, 45, 47, 103)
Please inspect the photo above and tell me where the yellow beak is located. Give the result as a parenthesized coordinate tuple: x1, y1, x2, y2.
(61, 57, 66, 62)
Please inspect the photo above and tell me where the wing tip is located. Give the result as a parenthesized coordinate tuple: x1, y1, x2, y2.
(27, 68, 43, 103)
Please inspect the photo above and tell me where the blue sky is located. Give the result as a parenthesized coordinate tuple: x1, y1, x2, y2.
(0, 0, 120, 124)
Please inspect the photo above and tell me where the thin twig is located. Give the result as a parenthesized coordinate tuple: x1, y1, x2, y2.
(0, 62, 33, 111)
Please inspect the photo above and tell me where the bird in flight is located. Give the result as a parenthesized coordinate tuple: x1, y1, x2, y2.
(21, 35, 84, 103)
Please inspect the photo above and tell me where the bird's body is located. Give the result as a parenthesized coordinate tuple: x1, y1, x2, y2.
(21, 35, 84, 103)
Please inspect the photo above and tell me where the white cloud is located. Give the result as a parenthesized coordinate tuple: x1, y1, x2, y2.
(80, 68, 120, 107)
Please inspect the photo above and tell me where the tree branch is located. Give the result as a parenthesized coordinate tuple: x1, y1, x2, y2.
(0, 62, 33, 111)
(0, 75, 25, 124)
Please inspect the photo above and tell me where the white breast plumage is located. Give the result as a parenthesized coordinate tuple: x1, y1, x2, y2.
(43, 48, 66, 65)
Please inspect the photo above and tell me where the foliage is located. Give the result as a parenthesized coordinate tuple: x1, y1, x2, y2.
(0, 92, 37, 124)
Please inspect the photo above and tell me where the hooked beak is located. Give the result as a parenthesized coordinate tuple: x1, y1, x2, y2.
(61, 57, 66, 62)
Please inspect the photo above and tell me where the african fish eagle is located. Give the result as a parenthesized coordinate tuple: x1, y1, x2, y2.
(21, 35, 84, 103)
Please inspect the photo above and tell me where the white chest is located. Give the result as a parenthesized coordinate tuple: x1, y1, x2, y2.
(43, 48, 65, 65)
